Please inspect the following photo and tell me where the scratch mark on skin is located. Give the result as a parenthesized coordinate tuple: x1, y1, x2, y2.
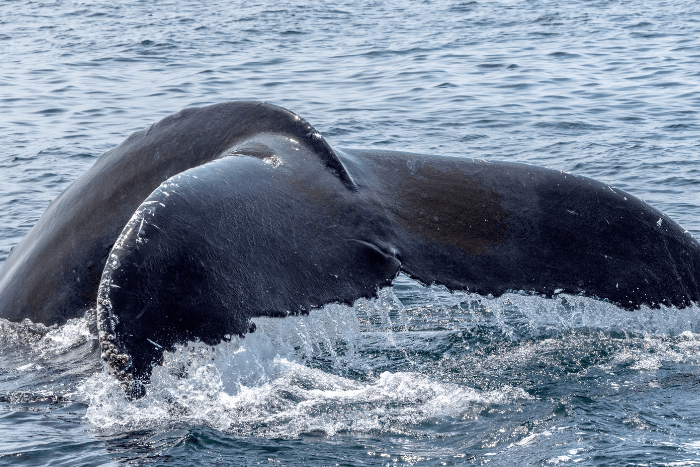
(146, 338, 162, 348)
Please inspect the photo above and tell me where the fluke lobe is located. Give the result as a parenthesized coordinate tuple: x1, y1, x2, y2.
(1, 101, 698, 395)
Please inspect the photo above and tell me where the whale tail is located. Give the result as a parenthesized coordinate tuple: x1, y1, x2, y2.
(342, 149, 700, 310)
(96, 136, 399, 391)
(3, 102, 696, 395)
(97, 144, 700, 393)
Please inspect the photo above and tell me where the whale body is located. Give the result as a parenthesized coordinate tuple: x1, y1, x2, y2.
(1, 101, 699, 395)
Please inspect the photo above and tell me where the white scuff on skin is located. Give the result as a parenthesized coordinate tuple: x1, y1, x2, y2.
(147, 338, 163, 349)
(262, 155, 283, 167)
(94, 184, 173, 383)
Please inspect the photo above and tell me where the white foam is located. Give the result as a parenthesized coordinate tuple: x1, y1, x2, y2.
(38, 315, 95, 355)
(79, 355, 531, 436)
(0, 313, 96, 364)
(8, 276, 700, 437)
(78, 293, 531, 436)
(407, 278, 700, 338)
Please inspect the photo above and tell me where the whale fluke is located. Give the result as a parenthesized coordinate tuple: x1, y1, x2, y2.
(0, 101, 698, 396)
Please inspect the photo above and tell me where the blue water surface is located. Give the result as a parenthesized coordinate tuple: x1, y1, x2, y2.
(1, 0, 700, 465)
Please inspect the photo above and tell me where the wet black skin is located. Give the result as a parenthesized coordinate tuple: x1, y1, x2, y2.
(1, 101, 699, 395)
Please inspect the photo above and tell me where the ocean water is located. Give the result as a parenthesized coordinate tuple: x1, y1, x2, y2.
(1, 0, 700, 465)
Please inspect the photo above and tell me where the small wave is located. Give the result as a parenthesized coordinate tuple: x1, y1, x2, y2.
(534, 121, 605, 132)
(0, 313, 96, 358)
(0, 313, 100, 403)
(0, 318, 56, 348)
(547, 52, 581, 59)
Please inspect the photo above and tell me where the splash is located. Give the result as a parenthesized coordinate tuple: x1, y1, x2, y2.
(406, 274, 700, 338)
(78, 288, 531, 436)
(4, 274, 698, 438)
(0, 312, 100, 401)
(0, 312, 96, 362)
(80, 355, 531, 437)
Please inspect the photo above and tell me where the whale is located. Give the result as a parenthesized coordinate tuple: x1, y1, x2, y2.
(1, 101, 699, 396)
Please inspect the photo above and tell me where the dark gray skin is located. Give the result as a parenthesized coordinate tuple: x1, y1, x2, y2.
(0, 102, 349, 325)
(1, 101, 699, 397)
